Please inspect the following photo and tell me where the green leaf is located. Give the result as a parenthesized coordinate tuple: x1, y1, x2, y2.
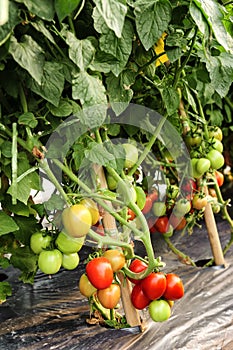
(99, 19, 134, 76)
(66, 32, 96, 70)
(84, 142, 117, 169)
(160, 87, 180, 115)
(29, 61, 65, 106)
(93, 0, 127, 38)
(0, 282, 12, 302)
(15, 0, 55, 21)
(191, 0, 233, 53)
(9, 35, 45, 85)
(47, 98, 75, 117)
(7, 153, 41, 205)
(31, 20, 56, 45)
(106, 70, 135, 115)
(199, 51, 233, 98)
(45, 193, 65, 212)
(55, 0, 82, 21)
(72, 71, 107, 126)
(13, 215, 41, 245)
(0, 1, 20, 46)
(2, 196, 30, 217)
(18, 112, 38, 128)
(10, 246, 38, 276)
(189, 2, 209, 35)
(133, 0, 172, 50)
(0, 211, 19, 236)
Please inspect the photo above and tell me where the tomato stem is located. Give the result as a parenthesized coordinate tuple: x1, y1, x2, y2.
(163, 236, 196, 266)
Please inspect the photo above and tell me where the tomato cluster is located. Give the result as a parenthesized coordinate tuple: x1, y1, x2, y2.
(129, 259, 184, 322)
(79, 250, 126, 310)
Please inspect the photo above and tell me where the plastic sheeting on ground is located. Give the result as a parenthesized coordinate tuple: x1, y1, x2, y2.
(1, 215, 233, 350)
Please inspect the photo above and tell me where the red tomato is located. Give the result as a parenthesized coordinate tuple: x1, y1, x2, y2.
(131, 283, 151, 310)
(147, 216, 157, 232)
(181, 178, 196, 199)
(163, 273, 184, 300)
(169, 214, 187, 231)
(128, 259, 148, 284)
(128, 208, 136, 220)
(141, 272, 167, 300)
(148, 190, 159, 203)
(86, 257, 113, 290)
(215, 170, 224, 187)
(142, 196, 153, 214)
(97, 284, 121, 309)
(154, 216, 169, 233)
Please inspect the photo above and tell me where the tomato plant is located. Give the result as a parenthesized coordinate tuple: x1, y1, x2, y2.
(141, 272, 167, 300)
(97, 283, 121, 309)
(163, 273, 184, 301)
(38, 249, 63, 275)
(86, 257, 114, 290)
(149, 299, 171, 322)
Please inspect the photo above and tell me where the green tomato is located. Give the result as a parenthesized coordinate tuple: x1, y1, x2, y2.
(106, 173, 117, 190)
(173, 198, 191, 217)
(122, 143, 138, 169)
(135, 186, 146, 210)
(185, 133, 202, 147)
(62, 252, 80, 270)
(55, 231, 85, 254)
(191, 158, 202, 179)
(38, 249, 62, 275)
(195, 158, 211, 175)
(211, 138, 223, 153)
(206, 149, 225, 170)
(30, 232, 52, 254)
(117, 179, 137, 205)
(152, 202, 167, 217)
(149, 299, 171, 322)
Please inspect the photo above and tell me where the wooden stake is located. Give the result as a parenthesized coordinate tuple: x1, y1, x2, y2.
(93, 164, 142, 328)
(204, 186, 225, 266)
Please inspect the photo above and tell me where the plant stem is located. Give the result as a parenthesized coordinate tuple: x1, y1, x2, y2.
(163, 236, 196, 266)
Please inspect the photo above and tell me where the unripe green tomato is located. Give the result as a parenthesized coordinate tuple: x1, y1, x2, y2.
(55, 231, 85, 254)
(149, 299, 171, 322)
(211, 138, 223, 153)
(62, 252, 80, 270)
(152, 202, 166, 217)
(62, 204, 92, 238)
(106, 174, 117, 190)
(117, 179, 137, 205)
(122, 143, 138, 169)
(191, 158, 202, 179)
(206, 149, 225, 170)
(135, 186, 146, 210)
(196, 158, 211, 175)
(38, 249, 62, 274)
(30, 232, 52, 254)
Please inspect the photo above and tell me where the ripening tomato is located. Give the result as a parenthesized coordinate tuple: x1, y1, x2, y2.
(215, 170, 224, 187)
(86, 257, 113, 290)
(79, 273, 97, 298)
(192, 194, 208, 210)
(131, 283, 151, 310)
(38, 249, 62, 275)
(208, 126, 223, 141)
(128, 259, 148, 284)
(80, 198, 100, 225)
(148, 190, 159, 203)
(163, 273, 184, 300)
(62, 204, 92, 237)
(103, 249, 126, 272)
(97, 283, 121, 309)
(127, 208, 136, 220)
(141, 272, 167, 300)
(149, 299, 171, 322)
(170, 214, 187, 231)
